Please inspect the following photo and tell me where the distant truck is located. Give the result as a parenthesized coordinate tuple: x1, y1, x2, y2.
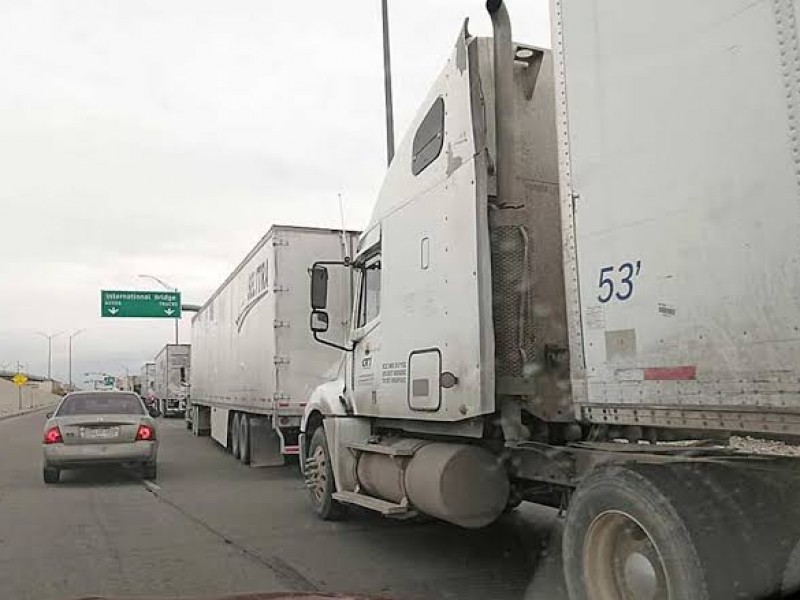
(188, 225, 358, 466)
(154, 344, 190, 417)
(140, 362, 156, 399)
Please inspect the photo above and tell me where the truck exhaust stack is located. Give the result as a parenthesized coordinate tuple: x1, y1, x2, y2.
(486, 0, 515, 205)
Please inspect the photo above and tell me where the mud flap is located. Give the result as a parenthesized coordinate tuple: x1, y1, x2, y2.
(248, 416, 285, 467)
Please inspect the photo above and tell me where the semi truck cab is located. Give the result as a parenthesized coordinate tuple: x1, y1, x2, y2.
(300, 2, 800, 598)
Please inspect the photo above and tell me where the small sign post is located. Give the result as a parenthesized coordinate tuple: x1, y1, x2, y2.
(13, 373, 27, 410)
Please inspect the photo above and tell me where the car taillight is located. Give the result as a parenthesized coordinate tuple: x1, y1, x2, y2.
(136, 424, 155, 441)
(44, 426, 62, 444)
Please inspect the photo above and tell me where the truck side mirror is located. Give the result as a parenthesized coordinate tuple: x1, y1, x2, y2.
(310, 310, 330, 333)
(310, 265, 329, 309)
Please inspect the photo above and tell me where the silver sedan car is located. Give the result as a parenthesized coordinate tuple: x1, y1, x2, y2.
(42, 390, 159, 484)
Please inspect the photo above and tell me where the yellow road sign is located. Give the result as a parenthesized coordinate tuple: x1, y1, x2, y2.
(12, 373, 27, 387)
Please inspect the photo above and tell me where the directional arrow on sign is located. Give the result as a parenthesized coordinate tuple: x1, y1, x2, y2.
(108, 307, 119, 315)
(164, 308, 174, 316)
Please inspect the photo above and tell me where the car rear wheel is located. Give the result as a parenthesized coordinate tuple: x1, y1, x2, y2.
(143, 461, 157, 480)
(43, 466, 60, 484)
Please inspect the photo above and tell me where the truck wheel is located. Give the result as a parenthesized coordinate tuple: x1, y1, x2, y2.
(230, 412, 240, 458)
(238, 414, 250, 464)
(43, 466, 60, 484)
(305, 426, 345, 520)
(563, 465, 708, 600)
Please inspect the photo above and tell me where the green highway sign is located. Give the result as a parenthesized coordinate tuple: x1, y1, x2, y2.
(101, 290, 182, 318)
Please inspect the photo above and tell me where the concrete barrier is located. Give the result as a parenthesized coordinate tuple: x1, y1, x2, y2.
(0, 378, 61, 418)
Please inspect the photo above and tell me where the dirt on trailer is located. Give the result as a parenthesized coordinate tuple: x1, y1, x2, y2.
(730, 436, 800, 457)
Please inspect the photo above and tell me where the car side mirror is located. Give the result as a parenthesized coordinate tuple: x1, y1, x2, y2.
(310, 310, 330, 333)
(45, 412, 53, 419)
(310, 265, 329, 309)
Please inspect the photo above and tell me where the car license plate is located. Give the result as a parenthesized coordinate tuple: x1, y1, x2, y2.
(81, 426, 119, 439)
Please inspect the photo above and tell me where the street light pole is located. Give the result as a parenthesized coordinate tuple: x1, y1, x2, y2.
(138, 274, 180, 345)
(68, 329, 86, 390)
(35, 331, 63, 380)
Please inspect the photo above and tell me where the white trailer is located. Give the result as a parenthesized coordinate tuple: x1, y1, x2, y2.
(300, 2, 800, 598)
(190, 225, 358, 466)
(140, 362, 156, 399)
(154, 344, 190, 417)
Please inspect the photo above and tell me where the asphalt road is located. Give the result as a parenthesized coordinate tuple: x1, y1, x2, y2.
(0, 408, 567, 600)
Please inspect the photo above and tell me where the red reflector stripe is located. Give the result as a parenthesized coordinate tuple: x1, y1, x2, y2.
(643, 366, 696, 381)
(283, 445, 299, 454)
(278, 402, 290, 407)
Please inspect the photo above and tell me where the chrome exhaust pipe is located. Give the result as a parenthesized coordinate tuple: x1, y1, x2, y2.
(486, 0, 515, 204)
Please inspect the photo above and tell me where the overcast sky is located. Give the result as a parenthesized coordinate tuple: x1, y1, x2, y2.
(0, 0, 549, 385)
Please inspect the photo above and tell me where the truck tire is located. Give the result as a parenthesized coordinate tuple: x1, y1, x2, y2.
(305, 426, 345, 520)
(563, 462, 800, 600)
(230, 412, 240, 458)
(238, 414, 250, 464)
(563, 465, 708, 600)
(43, 466, 60, 484)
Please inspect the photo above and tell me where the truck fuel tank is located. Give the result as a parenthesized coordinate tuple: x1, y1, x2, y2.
(355, 439, 509, 528)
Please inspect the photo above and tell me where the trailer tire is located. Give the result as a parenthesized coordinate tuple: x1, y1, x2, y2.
(230, 412, 241, 458)
(306, 426, 345, 520)
(238, 414, 250, 464)
(563, 465, 708, 600)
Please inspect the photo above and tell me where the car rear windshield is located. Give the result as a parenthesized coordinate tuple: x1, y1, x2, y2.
(57, 393, 145, 416)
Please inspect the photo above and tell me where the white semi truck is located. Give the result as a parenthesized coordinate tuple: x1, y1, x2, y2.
(300, 1, 800, 598)
(189, 225, 359, 466)
(154, 344, 191, 417)
(140, 362, 156, 399)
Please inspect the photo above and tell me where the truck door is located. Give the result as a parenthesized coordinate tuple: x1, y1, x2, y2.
(351, 253, 382, 413)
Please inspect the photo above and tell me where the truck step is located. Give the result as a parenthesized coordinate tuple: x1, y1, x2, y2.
(333, 491, 410, 515)
(345, 442, 416, 457)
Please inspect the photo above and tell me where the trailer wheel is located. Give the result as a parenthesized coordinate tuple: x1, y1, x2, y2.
(305, 426, 344, 520)
(238, 414, 250, 464)
(563, 465, 707, 600)
(230, 412, 241, 458)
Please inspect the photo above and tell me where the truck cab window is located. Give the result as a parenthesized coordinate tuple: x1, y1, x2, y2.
(357, 261, 381, 328)
(411, 97, 445, 175)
